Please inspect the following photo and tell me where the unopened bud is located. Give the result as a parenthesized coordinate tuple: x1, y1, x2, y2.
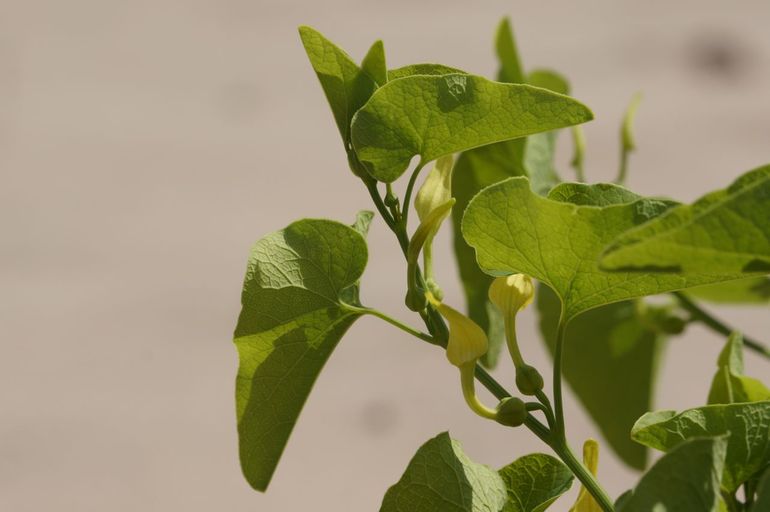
(515, 364, 544, 396)
(495, 397, 528, 427)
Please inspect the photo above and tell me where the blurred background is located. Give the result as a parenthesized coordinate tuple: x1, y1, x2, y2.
(1, 0, 769, 510)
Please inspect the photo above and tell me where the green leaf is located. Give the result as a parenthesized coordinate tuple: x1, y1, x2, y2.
(631, 401, 770, 492)
(362, 40, 388, 86)
(380, 432, 507, 512)
(617, 437, 727, 512)
(299, 25, 378, 144)
(498, 453, 573, 512)
(707, 332, 770, 405)
(686, 277, 770, 304)
(754, 468, 770, 511)
(350, 74, 593, 182)
(537, 284, 663, 470)
(495, 17, 524, 83)
(602, 165, 770, 274)
(462, 178, 749, 320)
(233, 217, 369, 491)
(387, 63, 467, 81)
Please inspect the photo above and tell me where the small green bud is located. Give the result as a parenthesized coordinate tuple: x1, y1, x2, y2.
(515, 364, 544, 396)
(405, 278, 427, 311)
(384, 190, 399, 208)
(495, 397, 528, 427)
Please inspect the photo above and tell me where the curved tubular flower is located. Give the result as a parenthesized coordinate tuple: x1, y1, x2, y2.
(488, 274, 543, 395)
(428, 293, 498, 420)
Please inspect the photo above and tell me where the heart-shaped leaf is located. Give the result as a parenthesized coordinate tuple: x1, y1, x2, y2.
(462, 178, 749, 321)
(234, 216, 369, 491)
(351, 74, 592, 182)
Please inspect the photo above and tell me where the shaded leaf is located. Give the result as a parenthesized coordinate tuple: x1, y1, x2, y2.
(754, 468, 770, 511)
(299, 26, 378, 144)
(686, 277, 770, 304)
(233, 217, 368, 491)
(499, 453, 573, 512)
(537, 285, 663, 470)
(707, 332, 770, 405)
(631, 401, 770, 492)
(462, 178, 749, 320)
(351, 74, 593, 182)
(617, 437, 727, 512)
(381, 432, 507, 512)
(602, 165, 770, 275)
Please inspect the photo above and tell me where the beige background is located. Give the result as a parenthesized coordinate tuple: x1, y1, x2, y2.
(1, 1, 769, 510)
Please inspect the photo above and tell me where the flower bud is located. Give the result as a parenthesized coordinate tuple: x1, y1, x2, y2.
(488, 274, 535, 316)
(515, 364, 544, 396)
(415, 155, 453, 222)
(495, 397, 528, 427)
(431, 298, 488, 367)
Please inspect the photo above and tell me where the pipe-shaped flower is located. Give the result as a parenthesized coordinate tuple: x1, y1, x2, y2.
(488, 274, 542, 395)
(428, 294, 488, 367)
(488, 274, 535, 316)
(441, 303, 489, 367)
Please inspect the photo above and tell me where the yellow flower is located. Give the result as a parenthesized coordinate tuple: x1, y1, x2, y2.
(488, 274, 534, 316)
(431, 298, 488, 367)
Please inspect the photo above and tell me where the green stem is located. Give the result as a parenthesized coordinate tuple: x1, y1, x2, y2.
(552, 318, 568, 438)
(551, 440, 615, 512)
(351, 306, 435, 343)
(570, 125, 586, 182)
(363, 177, 396, 230)
(503, 315, 526, 368)
(616, 147, 629, 185)
(673, 292, 770, 359)
(401, 162, 425, 231)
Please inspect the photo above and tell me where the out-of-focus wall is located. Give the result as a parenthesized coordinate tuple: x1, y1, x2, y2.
(1, 1, 768, 510)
